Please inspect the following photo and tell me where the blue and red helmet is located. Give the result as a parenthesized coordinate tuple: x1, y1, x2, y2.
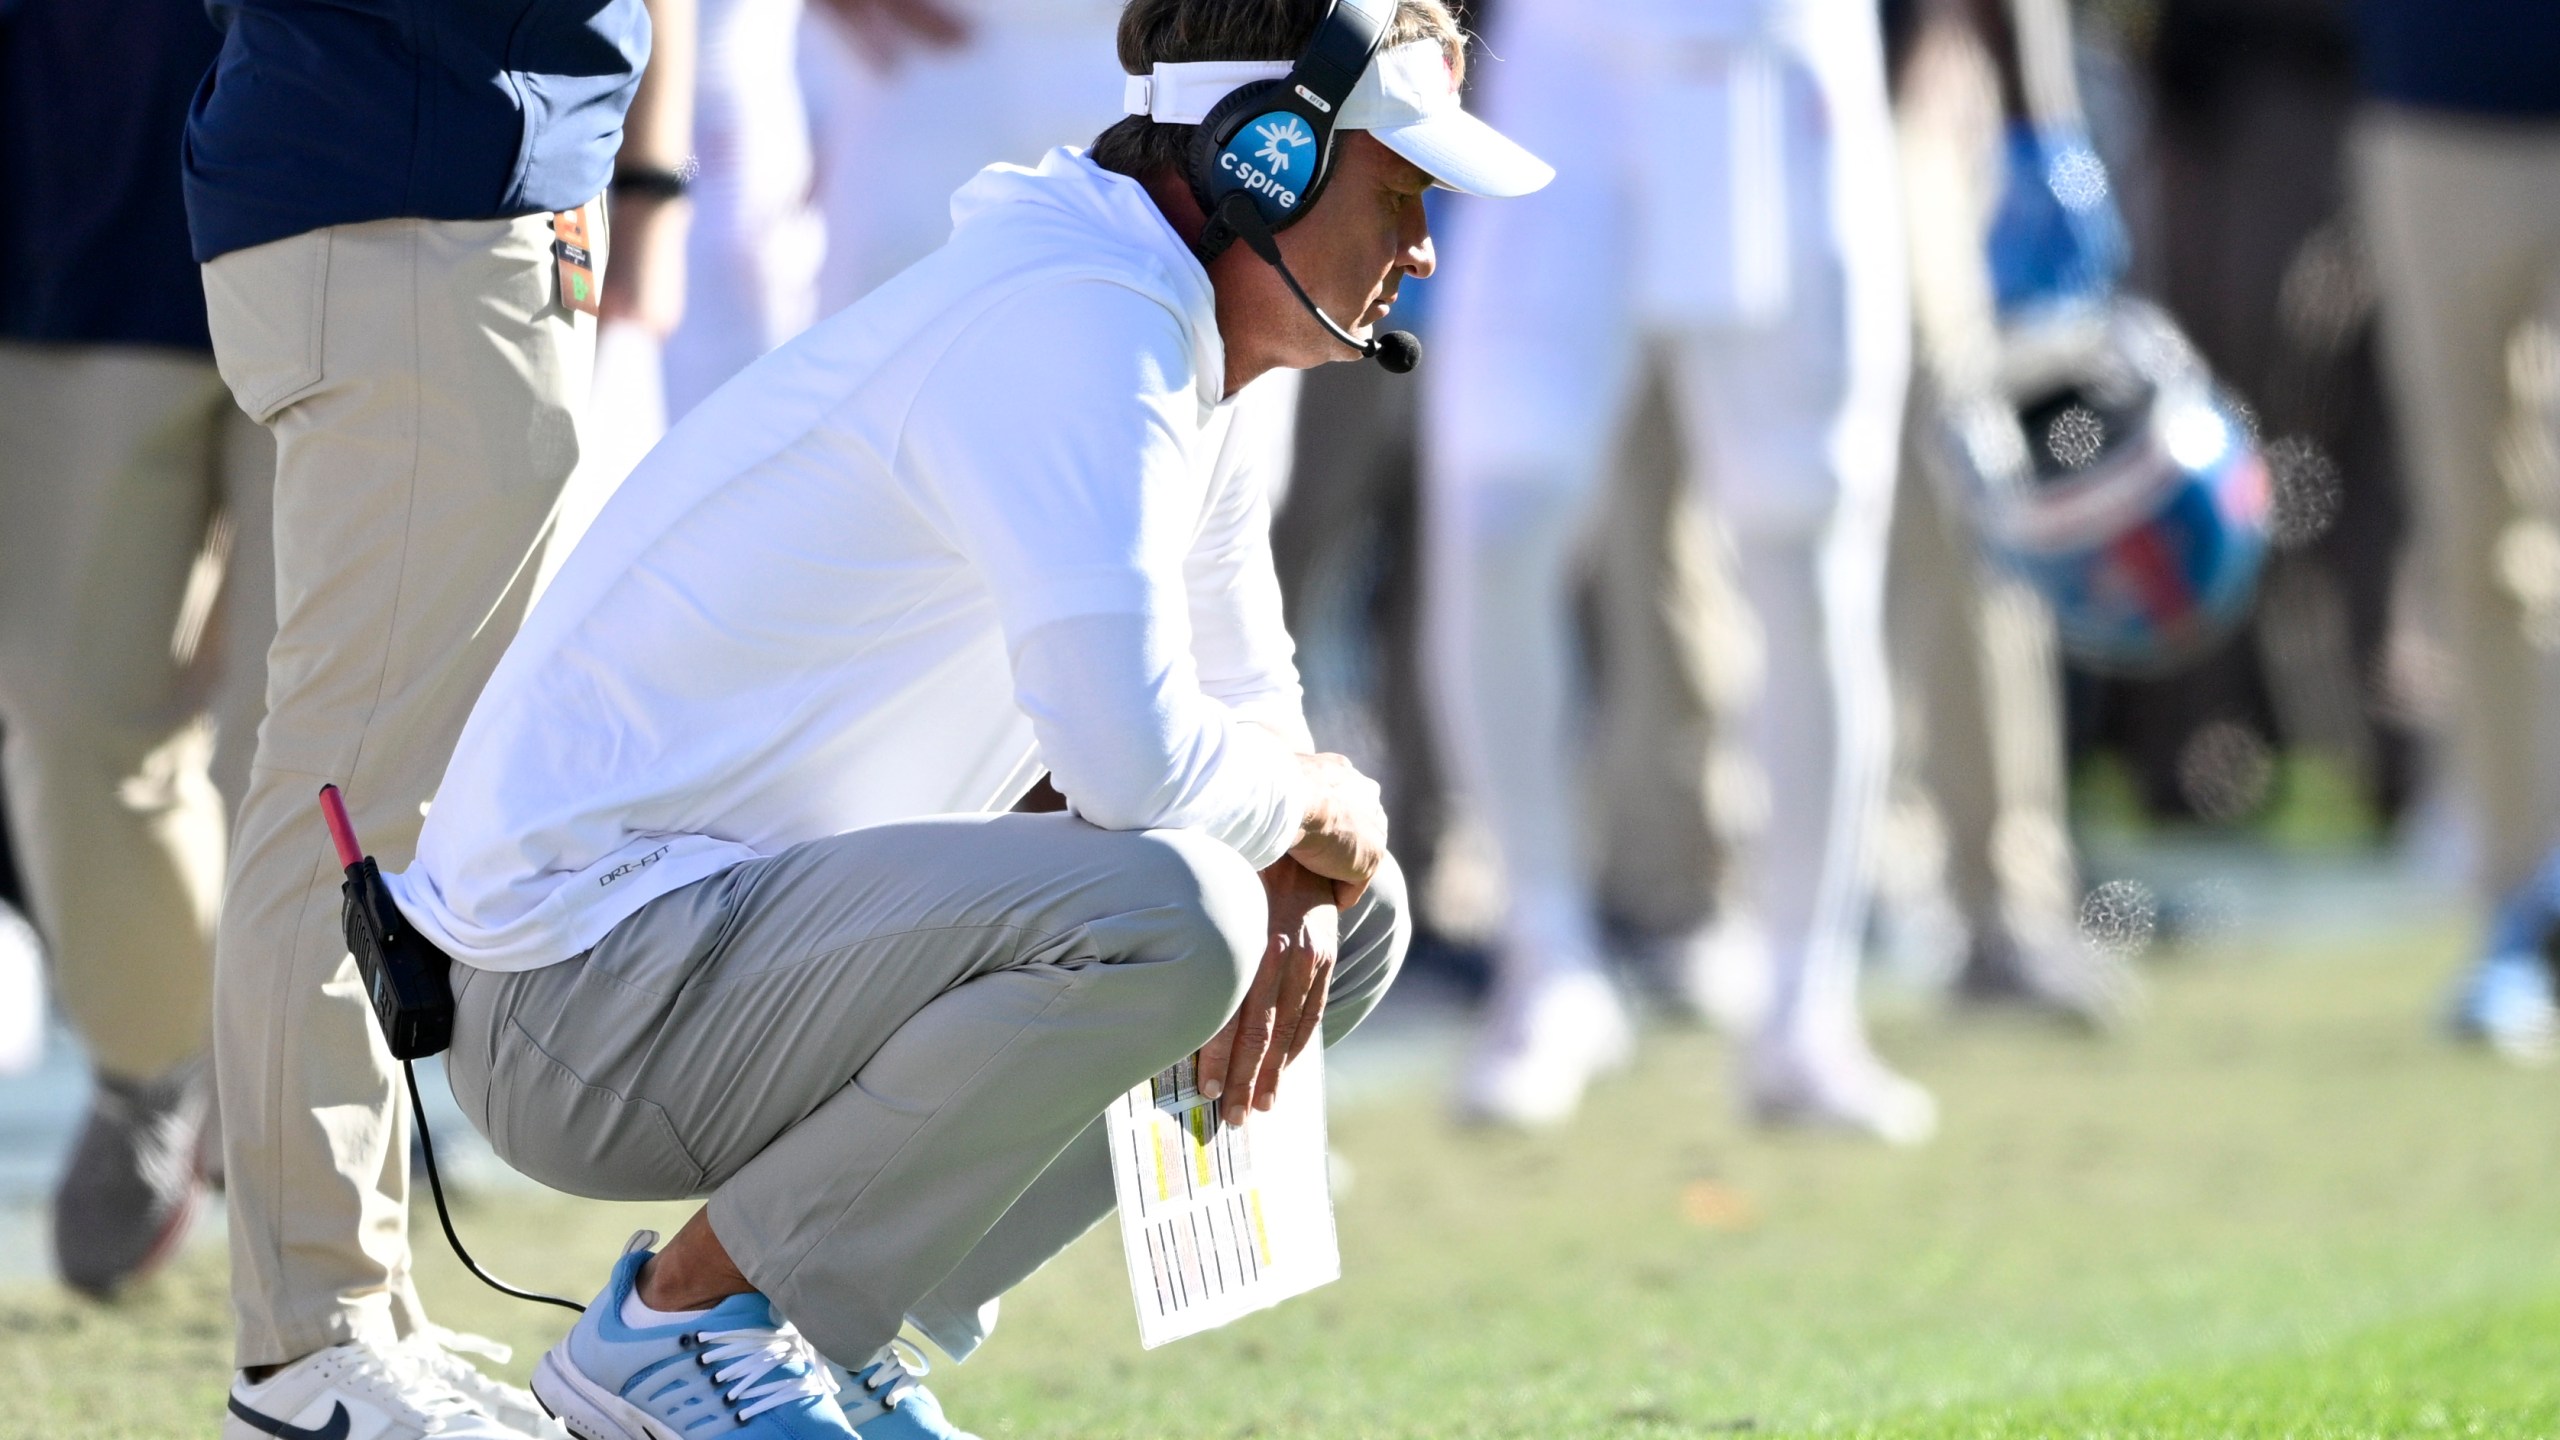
(1947, 299, 2271, 674)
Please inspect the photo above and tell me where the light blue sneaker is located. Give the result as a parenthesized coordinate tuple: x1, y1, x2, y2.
(837, 1342, 980, 1440)
(2449, 862, 2560, 1064)
(533, 1232, 856, 1440)
(2449, 949, 2557, 1064)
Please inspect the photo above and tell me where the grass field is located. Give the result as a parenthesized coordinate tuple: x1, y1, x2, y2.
(11, 916, 2560, 1437)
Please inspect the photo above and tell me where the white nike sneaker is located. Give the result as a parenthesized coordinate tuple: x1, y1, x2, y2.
(1453, 966, 1636, 1129)
(402, 1327, 568, 1439)
(1744, 1037, 1938, 1147)
(224, 1341, 544, 1440)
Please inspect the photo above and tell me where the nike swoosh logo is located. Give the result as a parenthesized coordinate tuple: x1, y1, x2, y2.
(228, 1397, 352, 1440)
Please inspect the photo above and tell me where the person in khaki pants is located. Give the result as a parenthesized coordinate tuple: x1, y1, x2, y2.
(182, 0, 690, 1434)
(0, 0, 274, 1300)
(199, 215, 596, 1434)
(2349, 0, 2560, 1058)
(1874, 0, 2138, 1027)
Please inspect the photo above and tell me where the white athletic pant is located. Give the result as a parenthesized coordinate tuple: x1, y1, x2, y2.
(1425, 0, 1909, 1049)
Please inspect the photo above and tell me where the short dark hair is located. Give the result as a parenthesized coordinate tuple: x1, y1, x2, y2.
(1088, 0, 1465, 182)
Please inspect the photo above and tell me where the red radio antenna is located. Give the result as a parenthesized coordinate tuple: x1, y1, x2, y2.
(318, 784, 363, 868)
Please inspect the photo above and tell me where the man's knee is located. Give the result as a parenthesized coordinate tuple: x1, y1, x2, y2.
(1329, 850, 1411, 1033)
(1345, 850, 1410, 960)
(1113, 828, 1265, 1039)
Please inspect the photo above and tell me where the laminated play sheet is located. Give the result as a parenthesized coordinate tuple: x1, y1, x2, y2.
(1105, 1047, 1339, 1348)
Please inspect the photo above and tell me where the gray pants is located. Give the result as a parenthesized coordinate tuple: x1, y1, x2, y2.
(447, 812, 1408, 1364)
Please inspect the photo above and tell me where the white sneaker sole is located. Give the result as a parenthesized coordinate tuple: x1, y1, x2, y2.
(532, 1348, 691, 1440)
(1452, 1018, 1635, 1129)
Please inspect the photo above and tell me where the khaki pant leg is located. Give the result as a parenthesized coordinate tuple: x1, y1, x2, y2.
(204, 214, 592, 1366)
(209, 402, 279, 824)
(1971, 567, 2078, 945)
(2356, 112, 2560, 902)
(1880, 404, 1977, 930)
(0, 343, 247, 1081)
(1886, 396, 2079, 946)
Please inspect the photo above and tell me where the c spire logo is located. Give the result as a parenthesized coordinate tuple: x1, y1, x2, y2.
(1254, 116, 1314, 174)
(1220, 111, 1316, 212)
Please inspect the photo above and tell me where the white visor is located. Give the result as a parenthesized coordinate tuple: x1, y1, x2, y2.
(1122, 40, 1554, 199)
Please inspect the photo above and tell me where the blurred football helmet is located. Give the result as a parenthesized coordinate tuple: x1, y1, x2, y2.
(1945, 297, 2272, 674)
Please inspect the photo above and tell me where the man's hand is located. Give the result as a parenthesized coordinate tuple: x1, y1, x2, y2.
(1195, 856, 1338, 1126)
(1288, 751, 1388, 907)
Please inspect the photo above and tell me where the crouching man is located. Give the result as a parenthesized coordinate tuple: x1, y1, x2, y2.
(383, 0, 1550, 1434)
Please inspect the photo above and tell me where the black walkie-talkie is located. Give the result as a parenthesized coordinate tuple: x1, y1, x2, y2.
(320, 783, 452, 1060)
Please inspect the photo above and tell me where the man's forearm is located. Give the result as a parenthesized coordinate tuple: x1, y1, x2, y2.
(620, 0, 695, 174)
(602, 0, 695, 333)
(1011, 613, 1304, 864)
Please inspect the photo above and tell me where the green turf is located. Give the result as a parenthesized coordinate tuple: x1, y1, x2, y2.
(12, 918, 2560, 1437)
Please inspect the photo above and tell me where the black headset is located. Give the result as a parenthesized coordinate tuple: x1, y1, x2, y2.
(1185, 0, 1393, 265)
(1175, 0, 1421, 373)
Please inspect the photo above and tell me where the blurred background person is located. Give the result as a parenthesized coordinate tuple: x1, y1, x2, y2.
(0, 0, 274, 1298)
(2349, 0, 2560, 1059)
(1424, 0, 1929, 1139)
(183, 0, 684, 1432)
(1873, 0, 2140, 1026)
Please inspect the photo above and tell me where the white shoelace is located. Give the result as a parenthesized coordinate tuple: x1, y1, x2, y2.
(699, 1323, 842, 1423)
(401, 1327, 553, 1431)
(855, 1339, 932, 1412)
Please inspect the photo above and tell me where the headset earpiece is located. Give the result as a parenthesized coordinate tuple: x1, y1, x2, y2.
(1180, 0, 1390, 264)
(1187, 80, 1339, 264)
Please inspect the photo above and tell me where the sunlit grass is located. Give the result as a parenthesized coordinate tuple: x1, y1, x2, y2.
(11, 917, 2556, 1437)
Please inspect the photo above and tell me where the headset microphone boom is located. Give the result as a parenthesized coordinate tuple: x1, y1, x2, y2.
(1216, 192, 1422, 374)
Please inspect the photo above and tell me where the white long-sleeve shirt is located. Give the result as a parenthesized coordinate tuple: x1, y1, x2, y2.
(390, 148, 1309, 973)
